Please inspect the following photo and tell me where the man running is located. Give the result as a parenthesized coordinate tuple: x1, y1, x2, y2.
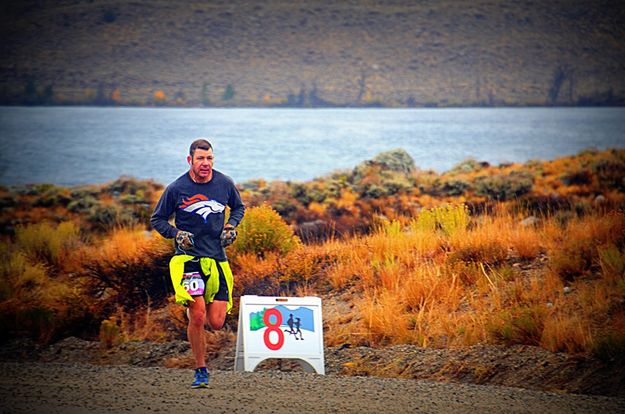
(151, 138, 245, 388)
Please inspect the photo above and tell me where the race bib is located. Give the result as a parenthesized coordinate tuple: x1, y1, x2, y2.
(182, 271, 205, 296)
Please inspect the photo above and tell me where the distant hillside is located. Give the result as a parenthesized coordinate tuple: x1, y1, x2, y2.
(1, 0, 624, 107)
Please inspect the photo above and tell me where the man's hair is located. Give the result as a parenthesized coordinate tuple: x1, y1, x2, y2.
(189, 138, 213, 158)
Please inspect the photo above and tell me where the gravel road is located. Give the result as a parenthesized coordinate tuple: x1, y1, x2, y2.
(1, 362, 623, 414)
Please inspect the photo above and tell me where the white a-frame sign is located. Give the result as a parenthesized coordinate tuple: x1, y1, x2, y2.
(234, 295, 325, 374)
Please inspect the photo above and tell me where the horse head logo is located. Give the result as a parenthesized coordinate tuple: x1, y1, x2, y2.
(180, 194, 225, 222)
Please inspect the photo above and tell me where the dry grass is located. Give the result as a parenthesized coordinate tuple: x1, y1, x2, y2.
(3, 150, 624, 359)
(99, 299, 173, 347)
(0, 231, 84, 342)
(15, 221, 80, 269)
(308, 207, 625, 356)
(4, 201, 621, 357)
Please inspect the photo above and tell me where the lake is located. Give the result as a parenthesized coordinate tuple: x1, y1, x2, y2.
(0, 106, 624, 187)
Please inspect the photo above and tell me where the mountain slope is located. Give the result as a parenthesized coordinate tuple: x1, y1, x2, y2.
(1, 0, 624, 107)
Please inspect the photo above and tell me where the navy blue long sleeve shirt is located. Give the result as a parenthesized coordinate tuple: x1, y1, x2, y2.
(150, 170, 245, 261)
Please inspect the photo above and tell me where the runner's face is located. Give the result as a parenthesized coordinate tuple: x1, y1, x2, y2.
(188, 148, 214, 181)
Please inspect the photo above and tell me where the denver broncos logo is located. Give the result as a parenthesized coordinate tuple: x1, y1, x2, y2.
(179, 194, 225, 222)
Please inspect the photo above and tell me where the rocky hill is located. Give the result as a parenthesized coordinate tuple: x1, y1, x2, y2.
(1, 0, 625, 107)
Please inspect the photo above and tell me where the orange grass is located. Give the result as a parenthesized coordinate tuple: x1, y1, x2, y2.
(316, 207, 625, 355)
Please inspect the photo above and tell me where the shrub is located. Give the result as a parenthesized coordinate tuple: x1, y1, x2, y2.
(591, 158, 625, 191)
(369, 148, 416, 174)
(560, 169, 593, 186)
(233, 205, 300, 257)
(353, 149, 416, 186)
(598, 244, 625, 284)
(449, 157, 488, 174)
(549, 213, 625, 281)
(88, 204, 136, 231)
(83, 228, 173, 311)
(412, 208, 437, 233)
(436, 204, 469, 236)
(0, 247, 83, 342)
(99, 317, 122, 348)
(361, 183, 385, 199)
(68, 195, 99, 213)
(269, 197, 298, 218)
(487, 306, 546, 346)
(447, 216, 508, 265)
(450, 238, 508, 265)
(15, 221, 80, 267)
(222, 83, 235, 101)
(33, 186, 71, 207)
(325, 178, 347, 198)
(509, 225, 542, 260)
(593, 333, 625, 362)
(441, 179, 471, 196)
(70, 186, 101, 199)
(105, 176, 156, 197)
(292, 182, 326, 206)
(412, 204, 469, 236)
(380, 174, 414, 196)
(541, 315, 592, 354)
(475, 172, 533, 201)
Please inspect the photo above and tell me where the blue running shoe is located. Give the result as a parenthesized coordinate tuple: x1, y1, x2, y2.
(191, 368, 209, 388)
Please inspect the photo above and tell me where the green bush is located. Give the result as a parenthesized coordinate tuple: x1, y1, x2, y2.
(33, 186, 71, 207)
(119, 193, 148, 205)
(105, 176, 154, 196)
(449, 157, 488, 174)
(68, 195, 99, 213)
(380, 174, 414, 195)
(88, 205, 136, 231)
(233, 205, 300, 257)
(475, 172, 533, 201)
(269, 197, 298, 218)
(292, 182, 326, 206)
(325, 178, 347, 198)
(361, 183, 385, 199)
(370, 148, 416, 174)
(355, 148, 416, 176)
(441, 179, 471, 196)
(70, 186, 101, 199)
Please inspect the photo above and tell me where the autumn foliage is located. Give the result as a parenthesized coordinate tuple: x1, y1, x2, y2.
(1, 148, 624, 362)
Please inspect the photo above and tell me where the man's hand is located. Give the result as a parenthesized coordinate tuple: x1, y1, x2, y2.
(220, 224, 237, 247)
(175, 230, 195, 250)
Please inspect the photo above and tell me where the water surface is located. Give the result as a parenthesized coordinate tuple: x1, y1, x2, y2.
(0, 106, 623, 186)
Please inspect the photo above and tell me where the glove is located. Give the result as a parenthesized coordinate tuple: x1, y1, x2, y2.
(220, 224, 237, 247)
(175, 230, 195, 250)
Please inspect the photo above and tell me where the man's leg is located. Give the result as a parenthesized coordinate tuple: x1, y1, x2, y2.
(187, 296, 207, 369)
(205, 261, 230, 330)
(206, 300, 228, 330)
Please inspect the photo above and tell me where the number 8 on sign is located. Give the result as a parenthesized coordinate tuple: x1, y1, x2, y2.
(263, 308, 284, 351)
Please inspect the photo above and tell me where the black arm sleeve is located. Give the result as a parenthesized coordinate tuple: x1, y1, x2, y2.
(227, 185, 245, 227)
(150, 186, 178, 239)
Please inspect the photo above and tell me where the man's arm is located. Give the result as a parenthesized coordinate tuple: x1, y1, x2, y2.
(226, 185, 245, 227)
(150, 187, 179, 239)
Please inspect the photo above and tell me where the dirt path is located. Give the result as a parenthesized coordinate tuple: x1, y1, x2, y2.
(1, 361, 623, 414)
